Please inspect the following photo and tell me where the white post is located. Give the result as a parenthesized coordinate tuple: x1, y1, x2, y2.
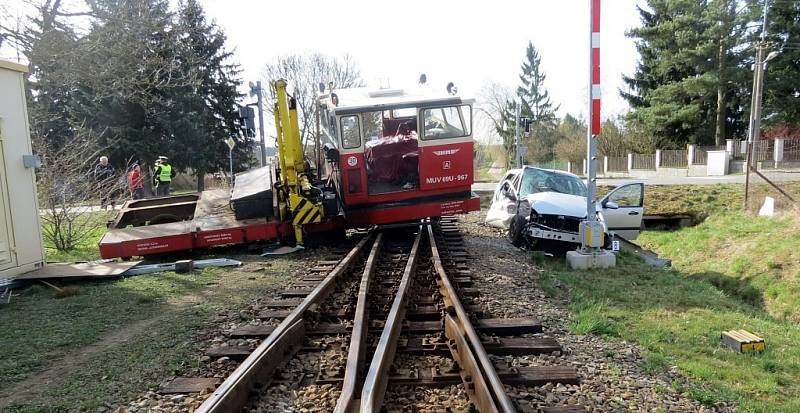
(687, 144, 695, 166)
(582, 158, 587, 176)
(567, 161, 573, 174)
(655, 149, 662, 170)
(603, 156, 609, 175)
(627, 153, 633, 173)
(726, 139, 735, 156)
(774, 138, 784, 168)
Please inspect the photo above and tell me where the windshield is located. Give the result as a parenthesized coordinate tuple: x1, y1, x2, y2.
(519, 168, 587, 198)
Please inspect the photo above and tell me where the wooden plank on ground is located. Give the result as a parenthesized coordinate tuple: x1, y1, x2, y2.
(16, 261, 142, 279)
(159, 377, 220, 394)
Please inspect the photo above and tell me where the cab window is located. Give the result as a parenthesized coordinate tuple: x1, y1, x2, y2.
(422, 105, 471, 140)
(340, 115, 361, 149)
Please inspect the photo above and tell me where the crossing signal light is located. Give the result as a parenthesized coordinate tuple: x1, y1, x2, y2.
(238, 106, 256, 137)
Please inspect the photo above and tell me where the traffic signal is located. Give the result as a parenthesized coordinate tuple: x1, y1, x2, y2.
(238, 106, 255, 137)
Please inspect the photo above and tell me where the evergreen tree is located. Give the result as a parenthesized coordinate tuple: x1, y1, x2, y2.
(763, 1, 800, 129)
(171, 0, 249, 191)
(516, 41, 559, 128)
(622, 0, 750, 147)
(70, 0, 189, 178)
(510, 41, 560, 164)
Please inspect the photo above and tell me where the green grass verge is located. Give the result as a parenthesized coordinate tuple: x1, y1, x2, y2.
(540, 209, 800, 412)
(0, 261, 294, 411)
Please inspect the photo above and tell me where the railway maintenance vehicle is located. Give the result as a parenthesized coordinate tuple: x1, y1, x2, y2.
(99, 80, 480, 259)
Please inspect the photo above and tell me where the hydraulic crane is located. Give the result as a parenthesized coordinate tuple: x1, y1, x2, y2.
(272, 79, 325, 246)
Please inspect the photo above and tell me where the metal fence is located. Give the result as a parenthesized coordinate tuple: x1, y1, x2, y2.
(631, 153, 656, 170)
(568, 160, 584, 175)
(692, 145, 724, 165)
(783, 138, 800, 162)
(751, 140, 774, 162)
(660, 149, 688, 168)
(607, 156, 628, 172)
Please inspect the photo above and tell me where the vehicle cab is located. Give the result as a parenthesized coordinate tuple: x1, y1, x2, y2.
(318, 86, 476, 217)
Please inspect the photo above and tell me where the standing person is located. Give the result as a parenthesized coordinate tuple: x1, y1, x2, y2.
(94, 156, 115, 210)
(153, 156, 176, 197)
(128, 164, 145, 200)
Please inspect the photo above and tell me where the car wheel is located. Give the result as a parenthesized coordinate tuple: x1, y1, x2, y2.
(507, 215, 526, 247)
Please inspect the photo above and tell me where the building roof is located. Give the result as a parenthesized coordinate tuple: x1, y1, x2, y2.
(0, 59, 28, 73)
(326, 86, 474, 115)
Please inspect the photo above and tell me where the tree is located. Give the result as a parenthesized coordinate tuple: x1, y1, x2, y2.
(169, 0, 249, 191)
(477, 82, 516, 168)
(516, 41, 560, 163)
(762, 0, 800, 130)
(261, 53, 363, 150)
(554, 114, 587, 164)
(517, 41, 559, 128)
(68, 0, 198, 192)
(622, 0, 754, 147)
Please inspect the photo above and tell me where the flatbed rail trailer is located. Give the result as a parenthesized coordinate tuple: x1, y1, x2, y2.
(99, 80, 479, 259)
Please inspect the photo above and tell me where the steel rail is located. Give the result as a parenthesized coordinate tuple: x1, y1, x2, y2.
(428, 224, 516, 412)
(360, 225, 423, 412)
(195, 232, 375, 413)
(334, 232, 384, 413)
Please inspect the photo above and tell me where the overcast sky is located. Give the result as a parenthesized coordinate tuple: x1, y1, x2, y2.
(2, 0, 648, 121)
(198, 0, 647, 121)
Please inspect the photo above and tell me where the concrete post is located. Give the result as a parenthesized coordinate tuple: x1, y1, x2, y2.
(726, 139, 735, 156)
(582, 158, 587, 176)
(627, 153, 633, 173)
(567, 161, 572, 174)
(687, 144, 695, 166)
(603, 156, 609, 176)
(774, 138, 785, 167)
(655, 149, 662, 170)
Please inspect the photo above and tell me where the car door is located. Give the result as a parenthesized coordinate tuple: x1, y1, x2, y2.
(485, 173, 518, 229)
(598, 182, 644, 240)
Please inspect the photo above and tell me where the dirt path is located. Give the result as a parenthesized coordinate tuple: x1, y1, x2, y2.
(0, 262, 288, 409)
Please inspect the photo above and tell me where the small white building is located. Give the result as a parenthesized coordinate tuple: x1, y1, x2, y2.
(0, 59, 46, 278)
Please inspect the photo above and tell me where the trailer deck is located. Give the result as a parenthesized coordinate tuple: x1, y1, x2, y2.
(99, 189, 292, 259)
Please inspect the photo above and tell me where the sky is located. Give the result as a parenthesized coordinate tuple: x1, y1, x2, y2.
(2, 0, 648, 128)
(197, 0, 647, 120)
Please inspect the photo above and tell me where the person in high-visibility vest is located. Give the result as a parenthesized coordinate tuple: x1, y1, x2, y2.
(153, 156, 176, 197)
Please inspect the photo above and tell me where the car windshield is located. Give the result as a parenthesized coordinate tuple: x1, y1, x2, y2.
(519, 168, 587, 198)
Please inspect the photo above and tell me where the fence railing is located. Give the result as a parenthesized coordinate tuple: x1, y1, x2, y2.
(660, 149, 688, 168)
(692, 145, 724, 165)
(751, 140, 774, 162)
(607, 156, 627, 172)
(631, 153, 656, 170)
(782, 139, 800, 162)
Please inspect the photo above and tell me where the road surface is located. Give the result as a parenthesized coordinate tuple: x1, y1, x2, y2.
(472, 171, 800, 192)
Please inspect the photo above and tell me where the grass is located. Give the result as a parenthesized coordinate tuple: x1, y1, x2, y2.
(0, 259, 296, 411)
(41, 211, 111, 263)
(543, 253, 800, 412)
(540, 183, 800, 412)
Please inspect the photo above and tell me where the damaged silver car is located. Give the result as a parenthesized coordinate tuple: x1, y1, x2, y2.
(485, 166, 644, 249)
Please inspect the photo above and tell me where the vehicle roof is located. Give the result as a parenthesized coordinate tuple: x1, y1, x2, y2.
(505, 166, 582, 180)
(323, 86, 475, 115)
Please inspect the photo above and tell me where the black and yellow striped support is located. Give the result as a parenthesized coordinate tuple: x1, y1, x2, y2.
(289, 194, 323, 245)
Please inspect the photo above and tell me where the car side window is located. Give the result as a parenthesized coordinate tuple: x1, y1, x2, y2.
(608, 184, 643, 207)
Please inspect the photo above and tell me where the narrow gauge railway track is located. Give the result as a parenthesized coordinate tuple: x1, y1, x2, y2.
(178, 218, 581, 412)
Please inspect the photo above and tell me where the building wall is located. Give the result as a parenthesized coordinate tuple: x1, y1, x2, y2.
(0, 60, 46, 278)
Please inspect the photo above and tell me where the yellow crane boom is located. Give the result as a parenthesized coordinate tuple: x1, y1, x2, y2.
(272, 79, 324, 245)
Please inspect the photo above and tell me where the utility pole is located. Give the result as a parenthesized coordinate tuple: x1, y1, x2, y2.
(249, 81, 267, 167)
(745, 0, 771, 209)
(514, 103, 521, 168)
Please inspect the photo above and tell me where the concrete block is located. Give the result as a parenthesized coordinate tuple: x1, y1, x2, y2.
(566, 250, 616, 270)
